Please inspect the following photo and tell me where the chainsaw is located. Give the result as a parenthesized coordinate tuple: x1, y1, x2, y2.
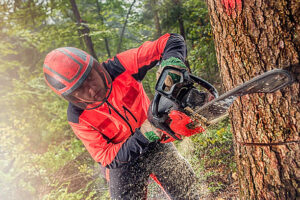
(148, 66, 294, 143)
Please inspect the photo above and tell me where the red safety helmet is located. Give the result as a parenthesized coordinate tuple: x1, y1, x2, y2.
(43, 47, 112, 109)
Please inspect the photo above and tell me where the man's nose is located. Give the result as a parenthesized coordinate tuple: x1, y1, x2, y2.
(88, 87, 96, 96)
(87, 81, 99, 96)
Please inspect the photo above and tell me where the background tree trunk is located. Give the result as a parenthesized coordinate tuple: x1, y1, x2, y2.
(149, 0, 162, 39)
(95, 0, 111, 58)
(172, 0, 186, 39)
(69, 0, 98, 60)
(206, 0, 299, 199)
(117, 0, 136, 53)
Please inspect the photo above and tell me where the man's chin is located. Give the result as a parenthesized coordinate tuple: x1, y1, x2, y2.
(95, 91, 108, 101)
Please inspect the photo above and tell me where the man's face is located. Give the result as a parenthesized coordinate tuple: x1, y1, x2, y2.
(71, 67, 108, 103)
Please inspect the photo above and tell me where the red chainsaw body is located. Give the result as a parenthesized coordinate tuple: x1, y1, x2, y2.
(160, 110, 205, 143)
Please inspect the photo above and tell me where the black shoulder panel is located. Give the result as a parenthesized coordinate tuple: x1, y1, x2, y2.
(132, 60, 159, 81)
(67, 103, 84, 123)
(132, 33, 186, 82)
(102, 56, 126, 81)
(162, 33, 187, 62)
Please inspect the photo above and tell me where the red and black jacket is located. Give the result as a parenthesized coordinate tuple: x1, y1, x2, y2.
(67, 33, 187, 168)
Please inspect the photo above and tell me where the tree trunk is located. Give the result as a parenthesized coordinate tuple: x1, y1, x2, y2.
(69, 0, 98, 60)
(177, 16, 185, 40)
(172, 0, 186, 39)
(117, 0, 136, 53)
(149, 0, 162, 39)
(171, 0, 191, 70)
(95, 0, 111, 58)
(206, 0, 299, 199)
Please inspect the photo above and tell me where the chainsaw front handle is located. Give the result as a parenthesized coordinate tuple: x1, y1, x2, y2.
(155, 66, 218, 103)
(151, 66, 219, 141)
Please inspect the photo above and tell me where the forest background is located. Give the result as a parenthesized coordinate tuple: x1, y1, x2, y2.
(0, 0, 238, 199)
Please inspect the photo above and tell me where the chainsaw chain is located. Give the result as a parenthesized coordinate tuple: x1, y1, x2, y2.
(184, 106, 209, 129)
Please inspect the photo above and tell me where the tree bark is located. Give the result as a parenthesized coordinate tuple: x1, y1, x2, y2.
(69, 0, 98, 60)
(117, 0, 136, 53)
(206, 0, 299, 199)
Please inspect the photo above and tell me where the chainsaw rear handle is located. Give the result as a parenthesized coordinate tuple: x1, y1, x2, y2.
(151, 66, 219, 141)
(150, 93, 182, 141)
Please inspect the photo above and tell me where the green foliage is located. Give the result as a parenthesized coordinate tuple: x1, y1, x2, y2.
(190, 119, 236, 194)
(183, 0, 220, 87)
(0, 1, 102, 199)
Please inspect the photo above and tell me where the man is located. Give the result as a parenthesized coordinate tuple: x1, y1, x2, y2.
(43, 33, 200, 199)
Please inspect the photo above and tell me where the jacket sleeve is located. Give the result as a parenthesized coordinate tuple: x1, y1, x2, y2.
(69, 121, 151, 168)
(116, 33, 187, 81)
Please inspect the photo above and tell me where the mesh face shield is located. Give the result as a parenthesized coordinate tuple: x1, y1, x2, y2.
(63, 61, 112, 110)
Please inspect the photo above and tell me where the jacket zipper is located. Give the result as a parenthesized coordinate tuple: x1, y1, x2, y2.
(123, 106, 137, 122)
(106, 101, 134, 134)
